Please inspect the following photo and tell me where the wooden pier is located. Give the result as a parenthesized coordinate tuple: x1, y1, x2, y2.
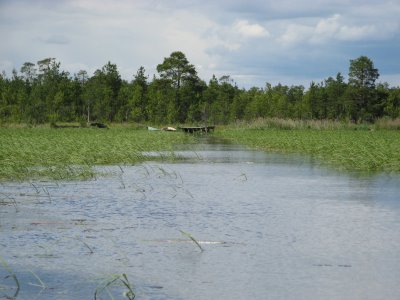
(178, 126, 215, 133)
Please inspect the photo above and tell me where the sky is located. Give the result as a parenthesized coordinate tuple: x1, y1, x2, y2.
(1, 0, 400, 89)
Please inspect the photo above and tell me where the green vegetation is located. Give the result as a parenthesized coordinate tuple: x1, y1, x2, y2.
(1, 121, 399, 181)
(94, 273, 135, 300)
(0, 256, 20, 298)
(0, 127, 194, 181)
(215, 122, 400, 172)
(179, 230, 204, 252)
(1, 53, 399, 125)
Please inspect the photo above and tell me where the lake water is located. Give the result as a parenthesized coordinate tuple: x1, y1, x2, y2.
(1, 138, 400, 299)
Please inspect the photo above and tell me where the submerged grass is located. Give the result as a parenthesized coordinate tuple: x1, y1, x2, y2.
(0, 256, 20, 298)
(0, 127, 195, 181)
(179, 230, 204, 252)
(94, 273, 135, 300)
(216, 126, 400, 173)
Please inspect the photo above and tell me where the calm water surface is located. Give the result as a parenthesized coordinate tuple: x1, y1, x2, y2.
(1, 138, 400, 299)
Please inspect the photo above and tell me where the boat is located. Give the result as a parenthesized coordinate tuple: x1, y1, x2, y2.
(178, 126, 215, 133)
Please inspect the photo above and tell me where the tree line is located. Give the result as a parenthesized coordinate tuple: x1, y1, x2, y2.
(0, 52, 399, 125)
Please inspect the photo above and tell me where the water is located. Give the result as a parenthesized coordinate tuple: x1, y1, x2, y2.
(1, 139, 400, 299)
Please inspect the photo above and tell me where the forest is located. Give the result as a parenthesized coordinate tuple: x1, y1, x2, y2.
(0, 51, 399, 125)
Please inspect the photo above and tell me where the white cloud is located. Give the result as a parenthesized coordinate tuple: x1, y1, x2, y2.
(314, 14, 341, 37)
(234, 20, 270, 38)
(0, 0, 399, 88)
(336, 24, 377, 40)
(311, 14, 379, 42)
(278, 23, 313, 46)
(276, 12, 398, 47)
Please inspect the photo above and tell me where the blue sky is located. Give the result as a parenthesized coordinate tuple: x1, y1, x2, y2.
(1, 0, 399, 88)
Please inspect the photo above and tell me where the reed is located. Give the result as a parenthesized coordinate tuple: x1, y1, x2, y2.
(0, 192, 18, 212)
(216, 127, 400, 172)
(63, 237, 94, 255)
(94, 273, 135, 300)
(0, 256, 20, 298)
(232, 117, 358, 130)
(28, 269, 47, 289)
(180, 230, 204, 252)
(373, 117, 400, 130)
(0, 127, 195, 181)
(233, 117, 400, 131)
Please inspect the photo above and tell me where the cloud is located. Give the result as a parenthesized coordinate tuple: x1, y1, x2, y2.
(336, 24, 376, 40)
(233, 20, 270, 38)
(0, 0, 399, 88)
(311, 14, 391, 42)
(278, 23, 314, 46)
(314, 14, 341, 37)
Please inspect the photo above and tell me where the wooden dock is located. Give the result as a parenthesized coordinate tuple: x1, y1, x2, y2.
(178, 126, 215, 133)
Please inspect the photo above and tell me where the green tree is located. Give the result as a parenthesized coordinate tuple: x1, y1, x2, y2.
(209, 75, 238, 124)
(384, 87, 400, 118)
(157, 51, 197, 90)
(270, 84, 290, 118)
(347, 56, 380, 121)
(0, 70, 28, 122)
(102, 62, 122, 121)
(84, 62, 122, 122)
(156, 51, 199, 122)
(231, 88, 253, 121)
(75, 70, 89, 122)
(20, 62, 37, 85)
(147, 77, 175, 124)
(324, 73, 347, 119)
(129, 66, 149, 122)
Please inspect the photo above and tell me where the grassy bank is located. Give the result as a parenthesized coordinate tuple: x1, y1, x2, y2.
(215, 126, 400, 173)
(0, 127, 194, 181)
(2, 121, 400, 181)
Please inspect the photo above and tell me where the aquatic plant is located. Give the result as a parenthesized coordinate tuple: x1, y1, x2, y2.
(0, 256, 20, 298)
(232, 117, 400, 131)
(0, 128, 195, 181)
(232, 117, 359, 130)
(94, 273, 135, 300)
(179, 230, 204, 252)
(63, 237, 94, 255)
(0, 192, 18, 212)
(216, 127, 400, 172)
(28, 269, 47, 289)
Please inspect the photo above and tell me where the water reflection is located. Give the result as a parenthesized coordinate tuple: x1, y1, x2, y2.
(1, 139, 400, 299)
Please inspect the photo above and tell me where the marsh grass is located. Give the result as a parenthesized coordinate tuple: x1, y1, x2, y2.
(179, 230, 204, 252)
(94, 273, 135, 300)
(232, 117, 400, 131)
(63, 237, 94, 255)
(0, 256, 20, 298)
(0, 192, 18, 212)
(374, 117, 400, 130)
(2, 121, 399, 180)
(28, 269, 47, 289)
(232, 117, 356, 130)
(0, 128, 195, 181)
(216, 126, 400, 172)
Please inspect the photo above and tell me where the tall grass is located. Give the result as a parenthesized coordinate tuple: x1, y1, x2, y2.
(94, 273, 135, 300)
(232, 117, 351, 130)
(216, 126, 400, 172)
(179, 230, 204, 252)
(0, 127, 195, 181)
(232, 117, 400, 131)
(0, 256, 20, 298)
(373, 117, 400, 130)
